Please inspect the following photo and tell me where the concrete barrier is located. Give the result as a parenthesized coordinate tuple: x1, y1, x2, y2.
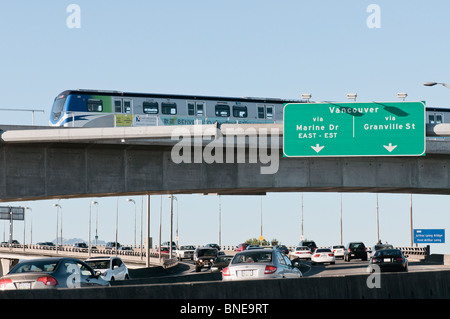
(0, 269, 449, 299)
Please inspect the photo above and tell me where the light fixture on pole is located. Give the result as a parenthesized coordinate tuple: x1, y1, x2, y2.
(301, 93, 312, 102)
(397, 92, 407, 101)
(346, 93, 357, 102)
(423, 82, 450, 89)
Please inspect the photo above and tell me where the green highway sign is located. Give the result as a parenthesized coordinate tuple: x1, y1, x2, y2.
(283, 101, 426, 157)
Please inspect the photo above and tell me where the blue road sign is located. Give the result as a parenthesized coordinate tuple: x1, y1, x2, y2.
(413, 229, 445, 244)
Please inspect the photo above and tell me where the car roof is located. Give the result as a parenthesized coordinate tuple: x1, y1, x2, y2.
(86, 256, 119, 260)
(237, 248, 274, 253)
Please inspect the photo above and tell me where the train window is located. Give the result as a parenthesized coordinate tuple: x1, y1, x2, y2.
(162, 102, 177, 115)
(215, 104, 230, 117)
(188, 103, 195, 116)
(124, 100, 131, 113)
(258, 107, 265, 119)
(87, 99, 103, 112)
(115, 100, 122, 113)
(233, 105, 248, 118)
(143, 102, 158, 114)
(196, 103, 204, 116)
(266, 107, 273, 119)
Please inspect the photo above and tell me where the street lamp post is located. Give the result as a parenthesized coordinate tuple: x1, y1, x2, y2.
(89, 201, 98, 257)
(25, 207, 32, 246)
(53, 203, 61, 253)
(115, 197, 119, 257)
(167, 195, 175, 257)
(126, 198, 136, 248)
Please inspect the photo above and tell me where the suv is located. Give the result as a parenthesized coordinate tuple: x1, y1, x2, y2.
(194, 247, 218, 272)
(344, 242, 367, 261)
(298, 240, 317, 253)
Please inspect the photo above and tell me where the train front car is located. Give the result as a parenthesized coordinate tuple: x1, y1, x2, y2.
(48, 89, 290, 128)
(49, 91, 70, 127)
(49, 90, 115, 127)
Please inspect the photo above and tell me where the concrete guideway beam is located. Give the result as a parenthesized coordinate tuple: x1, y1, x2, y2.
(0, 123, 448, 144)
(0, 140, 450, 202)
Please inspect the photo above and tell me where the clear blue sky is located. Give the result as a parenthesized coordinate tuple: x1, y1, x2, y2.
(0, 1, 449, 253)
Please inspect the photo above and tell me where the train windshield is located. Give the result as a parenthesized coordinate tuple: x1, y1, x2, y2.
(52, 94, 67, 121)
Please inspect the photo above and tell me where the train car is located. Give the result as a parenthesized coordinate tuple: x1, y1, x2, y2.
(49, 89, 450, 128)
(49, 89, 299, 128)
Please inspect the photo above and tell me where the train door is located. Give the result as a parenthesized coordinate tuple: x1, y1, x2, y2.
(187, 101, 205, 124)
(114, 98, 133, 114)
(257, 104, 274, 122)
(428, 112, 443, 124)
(113, 98, 133, 126)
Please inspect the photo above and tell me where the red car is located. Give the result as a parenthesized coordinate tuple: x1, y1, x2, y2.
(235, 243, 249, 252)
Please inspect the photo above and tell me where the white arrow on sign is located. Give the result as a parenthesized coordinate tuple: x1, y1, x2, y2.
(311, 144, 325, 153)
(383, 143, 397, 152)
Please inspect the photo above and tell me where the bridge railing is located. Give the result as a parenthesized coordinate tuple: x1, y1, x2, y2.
(0, 243, 430, 259)
(0, 243, 178, 264)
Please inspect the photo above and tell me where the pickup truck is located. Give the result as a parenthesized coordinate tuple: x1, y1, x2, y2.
(175, 245, 196, 260)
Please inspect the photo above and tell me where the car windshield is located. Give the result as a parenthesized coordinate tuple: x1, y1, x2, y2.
(232, 251, 273, 264)
(10, 260, 58, 273)
(375, 249, 402, 257)
(86, 260, 110, 269)
(296, 246, 310, 251)
(333, 245, 344, 249)
(181, 246, 195, 250)
(198, 249, 217, 257)
(351, 243, 364, 248)
(316, 249, 331, 253)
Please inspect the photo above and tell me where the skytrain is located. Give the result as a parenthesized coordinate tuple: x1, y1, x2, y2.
(49, 89, 449, 128)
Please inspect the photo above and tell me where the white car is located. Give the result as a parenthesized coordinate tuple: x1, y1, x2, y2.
(290, 246, 312, 260)
(330, 245, 345, 259)
(176, 245, 196, 260)
(311, 248, 335, 265)
(85, 256, 129, 281)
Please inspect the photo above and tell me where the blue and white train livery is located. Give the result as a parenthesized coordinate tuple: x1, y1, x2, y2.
(50, 89, 450, 128)
(50, 89, 297, 128)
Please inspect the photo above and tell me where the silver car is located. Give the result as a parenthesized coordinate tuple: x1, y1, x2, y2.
(222, 249, 302, 281)
(0, 257, 110, 290)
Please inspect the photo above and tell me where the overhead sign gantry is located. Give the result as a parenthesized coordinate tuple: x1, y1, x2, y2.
(283, 101, 426, 157)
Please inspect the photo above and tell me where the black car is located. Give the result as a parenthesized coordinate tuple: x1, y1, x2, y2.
(298, 240, 317, 253)
(368, 249, 408, 272)
(194, 247, 218, 272)
(273, 245, 289, 255)
(344, 242, 367, 261)
(211, 255, 233, 272)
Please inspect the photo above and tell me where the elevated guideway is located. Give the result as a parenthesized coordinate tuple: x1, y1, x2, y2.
(0, 123, 450, 202)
